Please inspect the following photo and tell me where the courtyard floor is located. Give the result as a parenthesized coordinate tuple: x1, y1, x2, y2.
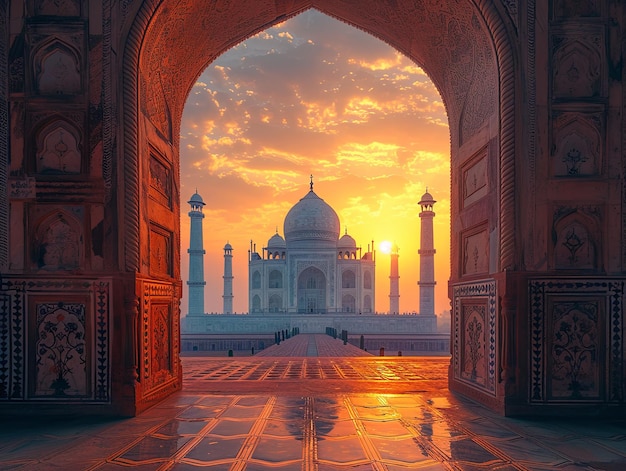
(1, 334, 625, 470)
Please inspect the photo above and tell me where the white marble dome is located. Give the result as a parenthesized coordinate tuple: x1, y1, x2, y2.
(267, 232, 286, 249)
(284, 190, 340, 246)
(338, 232, 356, 249)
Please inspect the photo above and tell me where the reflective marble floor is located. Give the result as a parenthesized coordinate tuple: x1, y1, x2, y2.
(1, 335, 625, 470)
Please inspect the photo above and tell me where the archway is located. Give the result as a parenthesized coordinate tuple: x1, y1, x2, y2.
(124, 0, 516, 413)
(3, 0, 624, 420)
(297, 266, 327, 313)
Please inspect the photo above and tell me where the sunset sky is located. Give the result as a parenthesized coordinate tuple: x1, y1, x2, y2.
(179, 9, 451, 315)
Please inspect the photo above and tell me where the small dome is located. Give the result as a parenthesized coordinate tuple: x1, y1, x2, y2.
(418, 190, 436, 206)
(284, 190, 340, 246)
(267, 232, 286, 249)
(224, 242, 233, 250)
(338, 233, 356, 248)
(188, 191, 205, 206)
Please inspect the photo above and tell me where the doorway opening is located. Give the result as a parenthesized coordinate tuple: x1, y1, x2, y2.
(179, 10, 451, 325)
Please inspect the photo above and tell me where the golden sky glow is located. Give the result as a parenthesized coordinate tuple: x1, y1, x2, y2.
(180, 10, 451, 315)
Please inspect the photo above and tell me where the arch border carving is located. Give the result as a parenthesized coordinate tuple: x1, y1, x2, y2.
(122, 0, 518, 273)
(0, 2, 8, 270)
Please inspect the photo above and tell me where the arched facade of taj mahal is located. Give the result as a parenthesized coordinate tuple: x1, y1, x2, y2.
(2, 0, 626, 417)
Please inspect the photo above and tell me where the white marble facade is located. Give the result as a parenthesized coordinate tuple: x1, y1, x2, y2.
(248, 182, 376, 315)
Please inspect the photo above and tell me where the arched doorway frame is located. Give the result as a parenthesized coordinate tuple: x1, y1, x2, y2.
(120, 0, 520, 411)
(120, 0, 518, 273)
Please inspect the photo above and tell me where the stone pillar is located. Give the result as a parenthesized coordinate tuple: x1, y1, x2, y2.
(223, 242, 234, 314)
(187, 192, 206, 316)
(389, 244, 400, 314)
(418, 191, 436, 317)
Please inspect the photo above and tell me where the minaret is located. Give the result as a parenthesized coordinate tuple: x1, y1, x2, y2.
(418, 189, 436, 316)
(186, 191, 206, 317)
(389, 243, 400, 314)
(223, 242, 234, 314)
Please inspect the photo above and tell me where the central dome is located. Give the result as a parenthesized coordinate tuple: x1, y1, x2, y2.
(284, 189, 340, 246)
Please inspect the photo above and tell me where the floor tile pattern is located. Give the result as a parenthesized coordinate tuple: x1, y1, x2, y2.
(1, 335, 625, 471)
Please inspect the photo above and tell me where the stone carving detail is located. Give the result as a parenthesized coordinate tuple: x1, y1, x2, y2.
(35, 0, 80, 16)
(462, 304, 487, 385)
(552, 35, 602, 99)
(149, 225, 172, 277)
(501, 0, 518, 27)
(9, 177, 36, 199)
(1, 279, 110, 402)
(453, 280, 496, 394)
(552, 208, 599, 270)
(151, 304, 172, 379)
(462, 150, 488, 207)
(149, 153, 172, 208)
(35, 46, 81, 95)
(141, 282, 176, 392)
(35, 211, 82, 271)
(34, 302, 87, 397)
(530, 280, 623, 403)
(552, 112, 601, 177)
(549, 300, 600, 400)
(36, 122, 82, 174)
(462, 228, 489, 276)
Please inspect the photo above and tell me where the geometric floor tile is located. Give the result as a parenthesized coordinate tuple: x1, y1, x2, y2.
(0, 335, 625, 471)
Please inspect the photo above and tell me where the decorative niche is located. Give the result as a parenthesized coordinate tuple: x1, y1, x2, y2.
(33, 41, 81, 96)
(35, 120, 83, 175)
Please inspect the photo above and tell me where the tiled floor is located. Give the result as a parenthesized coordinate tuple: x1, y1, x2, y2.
(1, 335, 625, 470)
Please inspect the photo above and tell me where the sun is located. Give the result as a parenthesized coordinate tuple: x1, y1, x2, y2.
(379, 240, 392, 254)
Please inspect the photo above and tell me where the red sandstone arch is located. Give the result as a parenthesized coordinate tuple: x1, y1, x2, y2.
(122, 0, 517, 269)
(120, 0, 519, 409)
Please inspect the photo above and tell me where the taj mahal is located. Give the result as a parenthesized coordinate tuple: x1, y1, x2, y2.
(180, 180, 444, 353)
(248, 178, 376, 315)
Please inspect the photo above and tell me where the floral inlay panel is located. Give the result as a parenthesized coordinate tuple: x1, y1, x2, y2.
(548, 299, 601, 400)
(35, 302, 87, 397)
(530, 280, 623, 403)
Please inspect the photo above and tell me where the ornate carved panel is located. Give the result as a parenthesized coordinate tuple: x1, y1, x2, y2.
(36, 47, 81, 95)
(0, 279, 110, 402)
(140, 282, 176, 392)
(547, 297, 602, 400)
(551, 111, 602, 177)
(149, 224, 172, 277)
(33, 299, 88, 397)
(8, 177, 36, 199)
(462, 148, 488, 208)
(149, 151, 172, 209)
(32, 208, 83, 271)
(462, 225, 489, 276)
(552, 30, 604, 99)
(36, 121, 83, 174)
(530, 280, 623, 403)
(452, 280, 497, 395)
(25, 29, 84, 97)
(552, 207, 600, 271)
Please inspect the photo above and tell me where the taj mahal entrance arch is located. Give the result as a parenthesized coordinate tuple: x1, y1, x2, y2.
(1, 1, 625, 417)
